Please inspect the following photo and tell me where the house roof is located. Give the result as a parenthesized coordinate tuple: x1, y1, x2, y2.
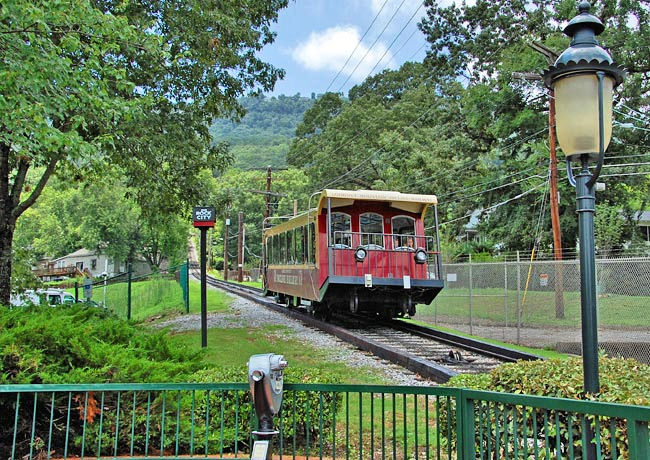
(54, 248, 97, 261)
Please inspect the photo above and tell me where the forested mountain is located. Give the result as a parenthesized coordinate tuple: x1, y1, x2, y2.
(210, 94, 315, 169)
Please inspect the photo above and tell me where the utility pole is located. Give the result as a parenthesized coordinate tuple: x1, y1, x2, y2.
(549, 90, 565, 318)
(223, 209, 230, 281)
(526, 41, 565, 318)
(237, 212, 244, 282)
(265, 165, 272, 221)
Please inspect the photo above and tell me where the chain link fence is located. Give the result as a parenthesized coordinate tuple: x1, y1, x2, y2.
(74, 261, 190, 321)
(416, 256, 650, 363)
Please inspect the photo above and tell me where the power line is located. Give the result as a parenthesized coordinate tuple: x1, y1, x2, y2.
(315, 103, 441, 191)
(602, 161, 650, 169)
(438, 165, 540, 200)
(601, 171, 650, 178)
(336, 0, 410, 93)
(364, 2, 425, 78)
(434, 180, 548, 228)
(618, 104, 649, 121)
(324, 0, 391, 93)
(407, 41, 427, 62)
(614, 108, 650, 129)
(384, 25, 422, 66)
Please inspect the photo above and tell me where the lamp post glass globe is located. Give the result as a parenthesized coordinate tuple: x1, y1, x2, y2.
(554, 73, 614, 161)
(542, 1, 624, 163)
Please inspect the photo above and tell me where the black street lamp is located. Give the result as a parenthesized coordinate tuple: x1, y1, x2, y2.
(542, 1, 624, 396)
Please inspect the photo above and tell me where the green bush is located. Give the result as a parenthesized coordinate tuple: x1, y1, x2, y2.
(0, 305, 203, 384)
(0, 305, 205, 458)
(443, 357, 650, 459)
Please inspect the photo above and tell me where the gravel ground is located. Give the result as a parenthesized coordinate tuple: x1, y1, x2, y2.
(155, 290, 434, 386)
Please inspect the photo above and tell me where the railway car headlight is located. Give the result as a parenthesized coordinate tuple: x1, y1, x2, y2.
(414, 248, 427, 264)
(354, 247, 367, 262)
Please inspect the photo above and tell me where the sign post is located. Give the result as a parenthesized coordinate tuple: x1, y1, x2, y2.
(193, 206, 216, 348)
(83, 277, 92, 301)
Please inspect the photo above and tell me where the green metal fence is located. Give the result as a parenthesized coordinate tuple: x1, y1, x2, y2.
(1, 383, 648, 459)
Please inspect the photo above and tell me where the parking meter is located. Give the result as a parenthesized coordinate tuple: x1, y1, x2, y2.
(248, 353, 288, 436)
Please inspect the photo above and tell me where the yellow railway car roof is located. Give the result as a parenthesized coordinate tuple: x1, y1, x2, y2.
(317, 189, 437, 218)
(263, 189, 438, 237)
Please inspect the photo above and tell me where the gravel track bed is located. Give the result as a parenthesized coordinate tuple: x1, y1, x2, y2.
(155, 289, 434, 386)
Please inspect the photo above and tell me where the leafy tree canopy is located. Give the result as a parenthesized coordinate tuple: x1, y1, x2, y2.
(1, 0, 288, 303)
(209, 94, 315, 169)
(417, 0, 649, 253)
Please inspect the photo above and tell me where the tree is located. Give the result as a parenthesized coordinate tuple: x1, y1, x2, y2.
(287, 64, 487, 228)
(594, 202, 627, 256)
(0, 0, 288, 304)
(14, 177, 192, 275)
(418, 0, 649, 253)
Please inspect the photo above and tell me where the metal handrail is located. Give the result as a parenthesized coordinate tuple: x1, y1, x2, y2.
(2, 383, 647, 460)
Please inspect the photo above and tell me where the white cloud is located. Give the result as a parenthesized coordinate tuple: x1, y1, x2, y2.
(291, 26, 395, 83)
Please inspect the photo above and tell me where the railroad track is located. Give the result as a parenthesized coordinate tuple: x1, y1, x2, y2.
(195, 271, 542, 383)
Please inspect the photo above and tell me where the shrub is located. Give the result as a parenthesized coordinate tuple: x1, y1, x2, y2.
(442, 357, 650, 459)
(0, 305, 202, 384)
(0, 305, 204, 459)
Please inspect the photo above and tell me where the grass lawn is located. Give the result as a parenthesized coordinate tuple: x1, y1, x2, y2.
(95, 277, 232, 320)
(421, 287, 650, 328)
(166, 325, 395, 385)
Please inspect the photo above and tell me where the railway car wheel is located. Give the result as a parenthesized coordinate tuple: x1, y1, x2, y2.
(400, 296, 415, 317)
(320, 305, 332, 321)
(349, 295, 359, 314)
(407, 301, 416, 317)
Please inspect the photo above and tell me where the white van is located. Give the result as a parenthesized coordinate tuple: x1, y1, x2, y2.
(37, 288, 76, 306)
(9, 290, 41, 307)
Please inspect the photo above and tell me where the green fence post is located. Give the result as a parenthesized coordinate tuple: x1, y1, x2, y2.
(75, 282, 79, 303)
(458, 389, 476, 460)
(185, 258, 190, 314)
(628, 419, 649, 459)
(127, 264, 132, 320)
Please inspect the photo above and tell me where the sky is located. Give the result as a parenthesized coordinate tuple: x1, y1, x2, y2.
(258, 0, 433, 97)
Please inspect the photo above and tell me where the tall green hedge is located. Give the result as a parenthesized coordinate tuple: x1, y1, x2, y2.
(445, 357, 650, 458)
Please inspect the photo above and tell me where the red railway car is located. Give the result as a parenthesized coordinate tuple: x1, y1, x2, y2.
(262, 189, 444, 319)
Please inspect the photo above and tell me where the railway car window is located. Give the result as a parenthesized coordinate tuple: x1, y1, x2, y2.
(392, 216, 415, 246)
(309, 223, 316, 263)
(287, 229, 294, 264)
(392, 216, 415, 248)
(302, 226, 308, 263)
(331, 212, 351, 248)
(265, 237, 271, 265)
(360, 213, 384, 247)
(279, 232, 287, 264)
(295, 226, 304, 264)
(273, 235, 279, 264)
